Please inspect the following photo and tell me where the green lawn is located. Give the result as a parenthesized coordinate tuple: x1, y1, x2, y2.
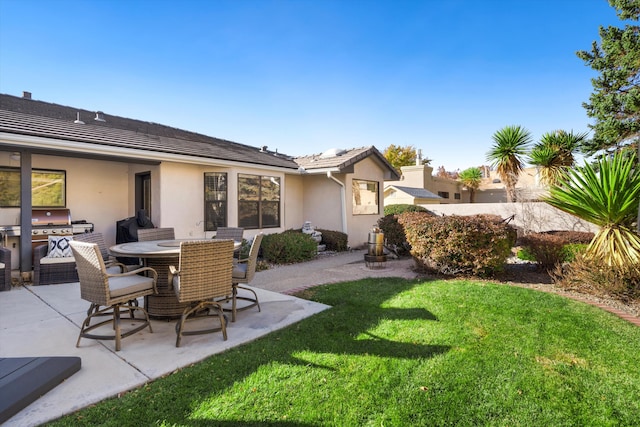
(49, 278, 640, 426)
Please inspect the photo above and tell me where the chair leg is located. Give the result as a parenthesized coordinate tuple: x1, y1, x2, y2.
(229, 285, 261, 322)
(175, 300, 227, 347)
(77, 301, 152, 351)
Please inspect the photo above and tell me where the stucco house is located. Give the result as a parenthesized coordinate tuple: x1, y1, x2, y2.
(0, 92, 399, 275)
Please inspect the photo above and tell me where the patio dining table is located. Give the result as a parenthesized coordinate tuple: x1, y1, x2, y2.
(109, 239, 241, 319)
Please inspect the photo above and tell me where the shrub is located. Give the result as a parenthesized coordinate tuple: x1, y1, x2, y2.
(383, 204, 430, 216)
(316, 229, 348, 252)
(552, 253, 640, 302)
(398, 212, 515, 276)
(261, 231, 318, 264)
(520, 233, 567, 271)
(519, 232, 594, 270)
(377, 214, 407, 248)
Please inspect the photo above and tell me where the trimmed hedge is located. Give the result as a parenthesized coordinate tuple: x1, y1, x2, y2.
(262, 231, 318, 264)
(519, 231, 594, 270)
(316, 229, 348, 252)
(398, 212, 516, 276)
(383, 204, 430, 216)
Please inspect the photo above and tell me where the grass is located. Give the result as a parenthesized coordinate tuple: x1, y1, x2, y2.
(48, 278, 640, 426)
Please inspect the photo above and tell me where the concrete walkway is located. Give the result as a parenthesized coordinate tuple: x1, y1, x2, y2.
(0, 250, 415, 426)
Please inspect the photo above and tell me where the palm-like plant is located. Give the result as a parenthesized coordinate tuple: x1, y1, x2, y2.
(529, 130, 588, 186)
(459, 167, 483, 203)
(543, 152, 640, 272)
(486, 125, 532, 202)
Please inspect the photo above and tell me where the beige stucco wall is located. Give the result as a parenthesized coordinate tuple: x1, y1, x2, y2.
(301, 173, 343, 233)
(425, 202, 598, 233)
(284, 174, 304, 231)
(346, 157, 386, 248)
(0, 153, 130, 245)
(154, 162, 293, 241)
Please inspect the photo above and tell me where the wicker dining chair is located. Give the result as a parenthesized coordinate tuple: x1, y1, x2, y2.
(69, 241, 158, 352)
(74, 232, 126, 272)
(228, 233, 263, 322)
(137, 227, 175, 242)
(213, 227, 244, 242)
(169, 239, 234, 347)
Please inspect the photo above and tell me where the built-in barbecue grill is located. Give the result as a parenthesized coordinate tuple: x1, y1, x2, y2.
(31, 209, 74, 250)
(29, 209, 95, 248)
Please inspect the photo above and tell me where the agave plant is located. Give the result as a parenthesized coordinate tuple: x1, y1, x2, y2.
(543, 152, 640, 272)
(529, 130, 588, 186)
(486, 125, 532, 202)
(458, 167, 483, 203)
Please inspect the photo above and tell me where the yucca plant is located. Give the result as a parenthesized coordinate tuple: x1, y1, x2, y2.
(486, 125, 532, 202)
(458, 167, 483, 203)
(529, 130, 588, 186)
(543, 152, 640, 272)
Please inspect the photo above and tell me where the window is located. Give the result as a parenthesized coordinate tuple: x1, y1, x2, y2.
(238, 174, 280, 229)
(454, 193, 461, 200)
(438, 191, 449, 199)
(352, 179, 379, 215)
(0, 168, 66, 207)
(204, 172, 227, 231)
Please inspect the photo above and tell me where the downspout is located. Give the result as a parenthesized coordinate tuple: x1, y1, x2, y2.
(327, 171, 347, 234)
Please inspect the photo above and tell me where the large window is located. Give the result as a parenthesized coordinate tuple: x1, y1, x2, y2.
(352, 179, 379, 215)
(238, 174, 280, 229)
(204, 172, 227, 231)
(0, 168, 66, 207)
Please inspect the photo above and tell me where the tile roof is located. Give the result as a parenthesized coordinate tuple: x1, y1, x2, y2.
(294, 146, 400, 179)
(0, 94, 299, 169)
(385, 185, 441, 199)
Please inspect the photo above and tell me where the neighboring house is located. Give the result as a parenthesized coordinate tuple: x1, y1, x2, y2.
(0, 93, 399, 273)
(384, 161, 462, 208)
(384, 155, 547, 207)
(473, 166, 546, 203)
(384, 185, 441, 206)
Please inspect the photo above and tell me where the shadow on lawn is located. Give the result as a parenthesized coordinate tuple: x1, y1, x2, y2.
(60, 278, 448, 425)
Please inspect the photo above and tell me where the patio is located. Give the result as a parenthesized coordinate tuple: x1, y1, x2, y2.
(0, 249, 421, 426)
(0, 281, 329, 426)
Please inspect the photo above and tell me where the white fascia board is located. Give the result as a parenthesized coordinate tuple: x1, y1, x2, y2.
(298, 167, 341, 175)
(0, 132, 297, 174)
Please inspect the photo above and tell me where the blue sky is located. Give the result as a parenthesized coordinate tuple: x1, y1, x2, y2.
(0, 0, 623, 171)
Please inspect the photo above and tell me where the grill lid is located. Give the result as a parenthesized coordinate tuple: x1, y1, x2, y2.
(31, 209, 71, 227)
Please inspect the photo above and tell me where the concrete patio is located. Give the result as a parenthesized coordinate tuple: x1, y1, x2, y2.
(0, 250, 419, 426)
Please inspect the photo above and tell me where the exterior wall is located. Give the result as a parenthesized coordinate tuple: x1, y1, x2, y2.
(156, 162, 291, 241)
(301, 174, 343, 233)
(284, 174, 304, 231)
(346, 157, 386, 248)
(425, 202, 598, 233)
(300, 156, 389, 248)
(0, 153, 130, 246)
(430, 176, 462, 204)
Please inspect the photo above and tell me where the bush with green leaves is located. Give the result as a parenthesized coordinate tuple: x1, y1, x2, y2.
(519, 231, 594, 270)
(316, 229, 348, 252)
(377, 214, 408, 249)
(398, 212, 515, 276)
(261, 231, 318, 264)
(383, 204, 429, 216)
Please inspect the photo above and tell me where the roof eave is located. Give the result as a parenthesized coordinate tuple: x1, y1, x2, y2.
(0, 132, 300, 173)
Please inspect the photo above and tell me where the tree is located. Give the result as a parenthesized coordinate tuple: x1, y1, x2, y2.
(576, 0, 640, 156)
(486, 125, 532, 202)
(383, 144, 418, 171)
(543, 151, 640, 273)
(458, 167, 483, 203)
(528, 130, 588, 186)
